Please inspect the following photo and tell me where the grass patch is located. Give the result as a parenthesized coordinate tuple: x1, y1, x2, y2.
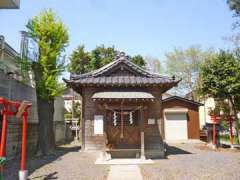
(220, 134, 239, 144)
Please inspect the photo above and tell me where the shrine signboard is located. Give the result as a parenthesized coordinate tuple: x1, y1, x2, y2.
(94, 115, 103, 135)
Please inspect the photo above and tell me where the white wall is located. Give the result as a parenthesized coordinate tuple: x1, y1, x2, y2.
(54, 97, 65, 122)
(199, 97, 215, 128)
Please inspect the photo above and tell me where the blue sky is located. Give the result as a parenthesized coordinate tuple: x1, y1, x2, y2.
(0, 0, 235, 64)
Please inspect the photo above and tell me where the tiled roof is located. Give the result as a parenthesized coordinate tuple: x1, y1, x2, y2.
(72, 59, 159, 79)
(64, 52, 180, 87)
(73, 76, 175, 85)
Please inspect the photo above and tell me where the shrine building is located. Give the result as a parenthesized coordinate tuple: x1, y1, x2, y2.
(64, 52, 200, 159)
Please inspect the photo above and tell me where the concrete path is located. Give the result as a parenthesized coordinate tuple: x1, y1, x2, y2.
(107, 165, 143, 180)
(95, 158, 153, 165)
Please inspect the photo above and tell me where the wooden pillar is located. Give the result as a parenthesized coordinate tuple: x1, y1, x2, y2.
(140, 106, 145, 159)
(120, 101, 124, 139)
(81, 92, 85, 150)
(103, 108, 107, 153)
(102, 105, 112, 160)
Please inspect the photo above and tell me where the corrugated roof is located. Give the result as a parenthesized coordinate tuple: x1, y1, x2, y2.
(92, 91, 155, 99)
(162, 96, 203, 106)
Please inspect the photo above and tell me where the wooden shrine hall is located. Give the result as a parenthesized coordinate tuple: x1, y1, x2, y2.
(64, 52, 180, 159)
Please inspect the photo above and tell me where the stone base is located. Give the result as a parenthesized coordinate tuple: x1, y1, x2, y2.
(145, 150, 165, 159)
(141, 155, 146, 160)
(19, 170, 28, 180)
(103, 151, 112, 161)
(212, 144, 216, 149)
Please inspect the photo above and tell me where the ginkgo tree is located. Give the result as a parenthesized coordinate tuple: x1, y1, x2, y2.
(26, 9, 69, 155)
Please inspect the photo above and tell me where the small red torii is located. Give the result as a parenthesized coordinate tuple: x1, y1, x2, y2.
(0, 97, 32, 180)
(210, 115, 221, 149)
(225, 115, 236, 148)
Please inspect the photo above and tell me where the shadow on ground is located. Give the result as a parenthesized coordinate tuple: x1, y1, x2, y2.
(4, 144, 81, 180)
(221, 143, 240, 149)
(31, 171, 58, 180)
(166, 144, 192, 157)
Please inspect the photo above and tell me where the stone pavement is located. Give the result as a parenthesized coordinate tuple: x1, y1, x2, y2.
(107, 165, 143, 180)
(95, 157, 153, 165)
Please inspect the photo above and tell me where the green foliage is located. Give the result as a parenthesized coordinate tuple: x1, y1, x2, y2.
(64, 101, 81, 120)
(130, 55, 146, 68)
(199, 50, 240, 143)
(165, 45, 214, 97)
(90, 45, 115, 70)
(16, 56, 32, 84)
(220, 134, 239, 143)
(26, 9, 69, 100)
(208, 104, 222, 116)
(91, 45, 115, 70)
(68, 44, 146, 74)
(64, 113, 72, 120)
(235, 95, 240, 111)
(199, 50, 240, 100)
(227, 0, 240, 28)
(218, 101, 231, 116)
(73, 101, 81, 118)
(220, 119, 229, 130)
(208, 100, 231, 118)
(68, 45, 91, 74)
(145, 56, 162, 73)
(228, 0, 240, 16)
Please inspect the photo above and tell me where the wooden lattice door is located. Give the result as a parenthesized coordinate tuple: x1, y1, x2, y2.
(106, 110, 140, 149)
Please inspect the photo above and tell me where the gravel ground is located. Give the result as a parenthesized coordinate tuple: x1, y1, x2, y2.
(4, 143, 240, 180)
(4, 143, 109, 180)
(140, 143, 240, 180)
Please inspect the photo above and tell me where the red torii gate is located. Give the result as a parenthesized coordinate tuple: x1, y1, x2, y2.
(225, 115, 236, 148)
(0, 97, 32, 180)
(210, 114, 236, 149)
(210, 115, 221, 149)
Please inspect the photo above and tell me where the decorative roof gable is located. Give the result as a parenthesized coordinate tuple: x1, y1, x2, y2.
(64, 52, 180, 92)
(71, 52, 168, 80)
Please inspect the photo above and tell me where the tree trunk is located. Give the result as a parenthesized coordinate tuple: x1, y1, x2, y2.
(233, 109, 239, 144)
(37, 97, 56, 155)
(33, 62, 56, 155)
(229, 97, 240, 144)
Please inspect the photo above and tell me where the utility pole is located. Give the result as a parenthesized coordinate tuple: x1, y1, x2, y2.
(20, 31, 28, 60)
